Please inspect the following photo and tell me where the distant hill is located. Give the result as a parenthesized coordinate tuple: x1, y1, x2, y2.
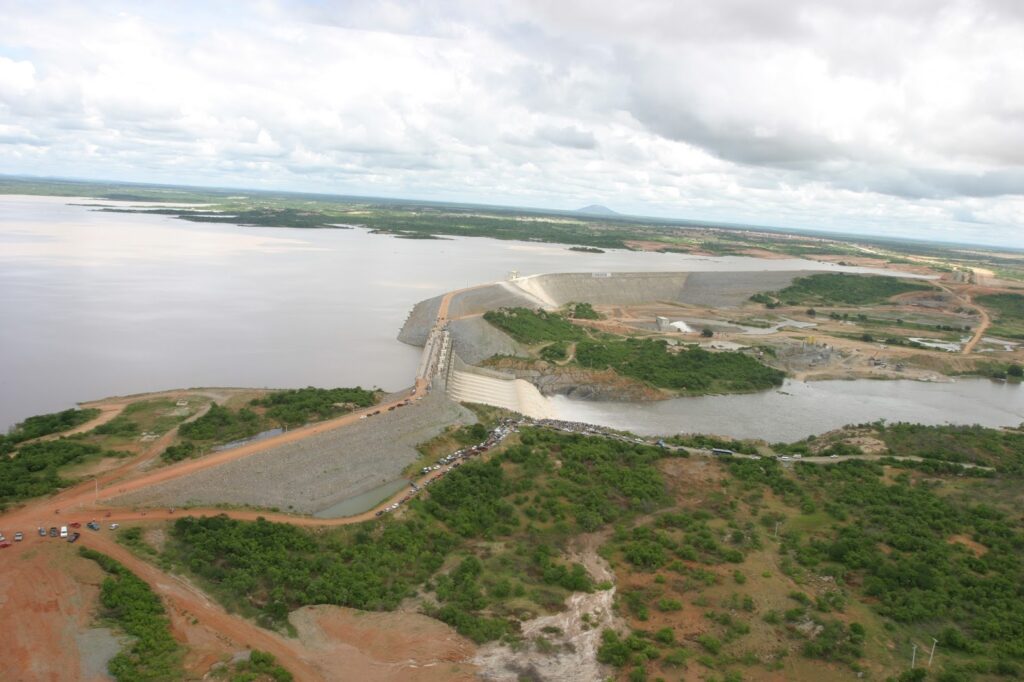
(575, 204, 620, 217)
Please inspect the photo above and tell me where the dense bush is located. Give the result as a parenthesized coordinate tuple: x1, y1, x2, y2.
(78, 548, 182, 681)
(575, 338, 784, 394)
(0, 439, 121, 506)
(0, 407, 100, 454)
(769, 273, 931, 305)
(250, 386, 377, 427)
(483, 307, 588, 344)
(178, 403, 263, 443)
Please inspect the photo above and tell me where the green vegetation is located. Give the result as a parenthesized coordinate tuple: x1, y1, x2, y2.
(0, 407, 100, 454)
(575, 338, 784, 394)
(483, 307, 588, 344)
(758, 273, 931, 306)
(169, 387, 377, 459)
(250, 386, 377, 427)
(976, 292, 1024, 339)
(484, 308, 784, 395)
(213, 650, 293, 682)
(877, 422, 1024, 474)
(0, 439, 126, 508)
(163, 428, 669, 641)
(178, 403, 264, 444)
(78, 548, 183, 681)
(88, 399, 192, 442)
(565, 301, 602, 319)
(788, 460, 1023, 662)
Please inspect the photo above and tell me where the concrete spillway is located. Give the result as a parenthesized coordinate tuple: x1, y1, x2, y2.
(446, 369, 554, 419)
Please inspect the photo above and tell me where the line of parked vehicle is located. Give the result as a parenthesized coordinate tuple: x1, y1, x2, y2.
(375, 419, 521, 517)
(0, 520, 120, 549)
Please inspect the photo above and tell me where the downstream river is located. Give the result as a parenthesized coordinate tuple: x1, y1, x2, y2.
(2, 194, 1021, 440)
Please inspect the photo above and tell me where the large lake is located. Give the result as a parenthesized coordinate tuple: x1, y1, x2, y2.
(2, 194, 1021, 439)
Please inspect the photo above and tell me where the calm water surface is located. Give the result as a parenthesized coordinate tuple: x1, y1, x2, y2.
(3, 195, 1019, 438)
(552, 379, 1024, 442)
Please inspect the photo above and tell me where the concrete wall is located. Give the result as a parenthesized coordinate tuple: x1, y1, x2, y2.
(514, 272, 692, 307)
(448, 316, 529, 365)
(511, 270, 811, 309)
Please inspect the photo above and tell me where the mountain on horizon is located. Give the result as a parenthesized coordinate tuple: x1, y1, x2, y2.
(575, 204, 620, 216)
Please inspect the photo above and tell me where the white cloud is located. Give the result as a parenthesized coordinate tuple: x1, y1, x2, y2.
(0, 0, 1022, 245)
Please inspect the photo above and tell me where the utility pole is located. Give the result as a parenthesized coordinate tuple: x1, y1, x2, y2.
(911, 643, 918, 669)
(928, 638, 938, 667)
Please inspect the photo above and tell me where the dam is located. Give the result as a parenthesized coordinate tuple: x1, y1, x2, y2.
(402, 269, 815, 417)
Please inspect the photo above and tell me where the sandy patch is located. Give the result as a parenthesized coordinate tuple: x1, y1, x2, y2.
(473, 534, 620, 681)
(291, 605, 477, 681)
(947, 534, 988, 557)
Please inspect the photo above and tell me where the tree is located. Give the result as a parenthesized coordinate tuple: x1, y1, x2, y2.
(1008, 363, 1023, 378)
(701, 327, 714, 338)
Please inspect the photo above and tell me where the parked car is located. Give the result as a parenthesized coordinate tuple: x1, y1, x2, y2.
(69, 521, 81, 528)
(0, 534, 5, 542)
(49, 527, 58, 537)
(0, 542, 11, 549)
(14, 532, 23, 542)
(60, 526, 68, 538)
(67, 532, 80, 543)
(38, 527, 46, 537)
(109, 523, 120, 530)
(86, 521, 100, 531)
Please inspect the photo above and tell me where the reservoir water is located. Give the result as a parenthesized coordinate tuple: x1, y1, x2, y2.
(551, 378, 1024, 442)
(2, 194, 1022, 439)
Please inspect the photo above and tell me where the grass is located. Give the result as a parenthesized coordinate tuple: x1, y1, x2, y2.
(976, 292, 1024, 339)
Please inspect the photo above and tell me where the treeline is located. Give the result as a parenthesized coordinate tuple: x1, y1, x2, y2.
(250, 386, 377, 427)
(483, 307, 588, 344)
(0, 439, 125, 508)
(169, 387, 378, 460)
(754, 273, 931, 306)
(78, 548, 183, 681)
(0, 407, 100, 454)
(575, 338, 785, 394)
(878, 422, 1024, 475)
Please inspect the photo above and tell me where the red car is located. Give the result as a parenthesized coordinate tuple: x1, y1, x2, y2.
(0, 542, 11, 549)
(69, 522, 82, 528)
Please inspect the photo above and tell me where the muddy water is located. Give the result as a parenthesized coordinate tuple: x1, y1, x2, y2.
(0, 194, 893, 429)
(552, 378, 1024, 442)
(313, 478, 412, 518)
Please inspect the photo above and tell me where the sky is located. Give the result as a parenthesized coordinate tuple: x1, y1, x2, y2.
(1, 0, 1023, 246)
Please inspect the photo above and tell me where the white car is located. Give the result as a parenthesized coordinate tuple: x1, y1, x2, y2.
(829, 454, 839, 459)
(109, 523, 120, 530)
(780, 456, 791, 461)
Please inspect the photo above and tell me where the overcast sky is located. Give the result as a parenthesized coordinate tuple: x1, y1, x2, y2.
(2, 1, 1023, 246)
